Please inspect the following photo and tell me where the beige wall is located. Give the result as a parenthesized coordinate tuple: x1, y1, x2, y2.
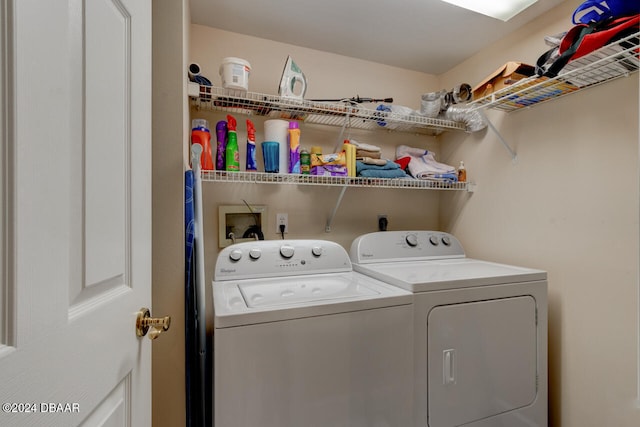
(189, 25, 439, 107)
(153, 1, 640, 426)
(440, 1, 640, 426)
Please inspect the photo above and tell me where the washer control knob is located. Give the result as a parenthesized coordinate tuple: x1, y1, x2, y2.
(311, 246, 323, 257)
(405, 234, 418, 247)
(441, 236, 451, 246)
(429, 235, 440, 246)
(229, 249, 243, 262)
(280, 245, 295, 259)
(249, 248, 262, 260)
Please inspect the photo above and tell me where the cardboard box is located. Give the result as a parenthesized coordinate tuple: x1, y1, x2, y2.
(472, 62, 536, 99)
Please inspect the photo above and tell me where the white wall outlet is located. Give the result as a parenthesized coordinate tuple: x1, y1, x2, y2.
(276, 213, 288, 234)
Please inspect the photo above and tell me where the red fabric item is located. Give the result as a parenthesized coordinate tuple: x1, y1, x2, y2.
(560, 14, 639, 61)
(394, 156, 411, 170)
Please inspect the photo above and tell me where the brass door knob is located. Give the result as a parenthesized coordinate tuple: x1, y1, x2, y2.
(136, 308, 171, 340)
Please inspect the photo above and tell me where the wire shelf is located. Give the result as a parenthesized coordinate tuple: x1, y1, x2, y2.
(189, 84, 469, 135)
(201, 170, 470, 191)
(469, 31, 639, 113)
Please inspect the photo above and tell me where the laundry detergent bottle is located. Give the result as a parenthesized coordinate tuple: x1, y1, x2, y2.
(191, 119, 213, 170)
(215, 120, 228, 170)
(246, 119, 257, 171)
(225, 114, 240, 172)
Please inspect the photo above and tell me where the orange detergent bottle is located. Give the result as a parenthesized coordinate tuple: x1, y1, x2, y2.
(191, 119, 213, 170)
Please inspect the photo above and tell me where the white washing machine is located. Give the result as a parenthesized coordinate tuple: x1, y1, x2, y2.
(350, 231, 548, 427)
(212, 239, 414, 427)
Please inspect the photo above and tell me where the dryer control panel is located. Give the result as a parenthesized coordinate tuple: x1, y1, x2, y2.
(215, 239, 352, 281)
(350, 231, 465, 264)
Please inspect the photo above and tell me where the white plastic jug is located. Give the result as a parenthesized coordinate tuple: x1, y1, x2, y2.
(219, 57, 251, 91)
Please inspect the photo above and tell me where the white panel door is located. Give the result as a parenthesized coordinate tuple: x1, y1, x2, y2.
(0, 0, 153, 426)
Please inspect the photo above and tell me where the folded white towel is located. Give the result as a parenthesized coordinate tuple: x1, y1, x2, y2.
(349, 139, 381, 152)
(396, 145, 455, 179)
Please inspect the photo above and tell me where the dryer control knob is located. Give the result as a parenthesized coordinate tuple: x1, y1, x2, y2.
(229, 249, 243, 262)
(311, 246, 323, 257)
(429, 235, 440, 246)
(249, 248, 262, 260)
(441, 236, 451, 246)
(406, 234, 418, 247)
(280, 245, 295, 259)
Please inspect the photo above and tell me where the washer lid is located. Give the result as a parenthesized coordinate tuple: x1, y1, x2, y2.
(353, 258, 547, 292)
(238, 274, 379, 308)
(213, 271, 412, 328)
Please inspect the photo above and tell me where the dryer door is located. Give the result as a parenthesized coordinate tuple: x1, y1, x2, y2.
(427, 296, 538, 427)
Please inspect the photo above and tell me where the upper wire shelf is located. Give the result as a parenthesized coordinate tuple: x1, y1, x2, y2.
(188, 83, 469, 135)
(200, 170, 471, 191)
(469, 31, 639, 113)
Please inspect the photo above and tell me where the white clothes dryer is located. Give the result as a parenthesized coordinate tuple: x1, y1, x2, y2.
(350, 231, 548, 427)
(212, 239, 414, 427)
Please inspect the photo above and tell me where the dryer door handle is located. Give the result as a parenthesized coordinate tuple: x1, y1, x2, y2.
(443, 349, 456, 385)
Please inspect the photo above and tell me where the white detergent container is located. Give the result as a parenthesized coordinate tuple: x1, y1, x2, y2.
(219, 57, 251, 91)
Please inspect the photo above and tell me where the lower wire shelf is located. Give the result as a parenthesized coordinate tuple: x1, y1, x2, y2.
(200, 170, 472, 191)
(201, 170, 473, 232)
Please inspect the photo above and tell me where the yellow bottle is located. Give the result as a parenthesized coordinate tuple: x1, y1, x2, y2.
(342, 140, 356, 177)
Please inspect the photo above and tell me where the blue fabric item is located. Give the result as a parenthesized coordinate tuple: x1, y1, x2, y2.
(357, 160, 407, 178)
(356, 160, 400, 173)
(184, 170, 201, 427)
(432, 173, 459, 183)
(184, 170, 206, 427)
(359, 168, 409, 178)
(573, 0, 639, 24)
(192, 75, 212, 86)
(185, 170, 195, 286)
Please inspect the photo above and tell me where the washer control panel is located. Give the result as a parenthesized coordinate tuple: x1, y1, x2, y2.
(350, 231, 465, 264)
(215, 239, 351, 281)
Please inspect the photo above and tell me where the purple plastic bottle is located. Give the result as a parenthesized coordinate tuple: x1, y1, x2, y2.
(215, 121, 227, 170)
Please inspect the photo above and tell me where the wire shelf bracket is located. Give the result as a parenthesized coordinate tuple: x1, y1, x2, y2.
(325, 186, 348, 233)
(480, 109, 518, 162)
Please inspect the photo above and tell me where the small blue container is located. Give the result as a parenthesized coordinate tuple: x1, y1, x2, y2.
(261, 141, 280, 173)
